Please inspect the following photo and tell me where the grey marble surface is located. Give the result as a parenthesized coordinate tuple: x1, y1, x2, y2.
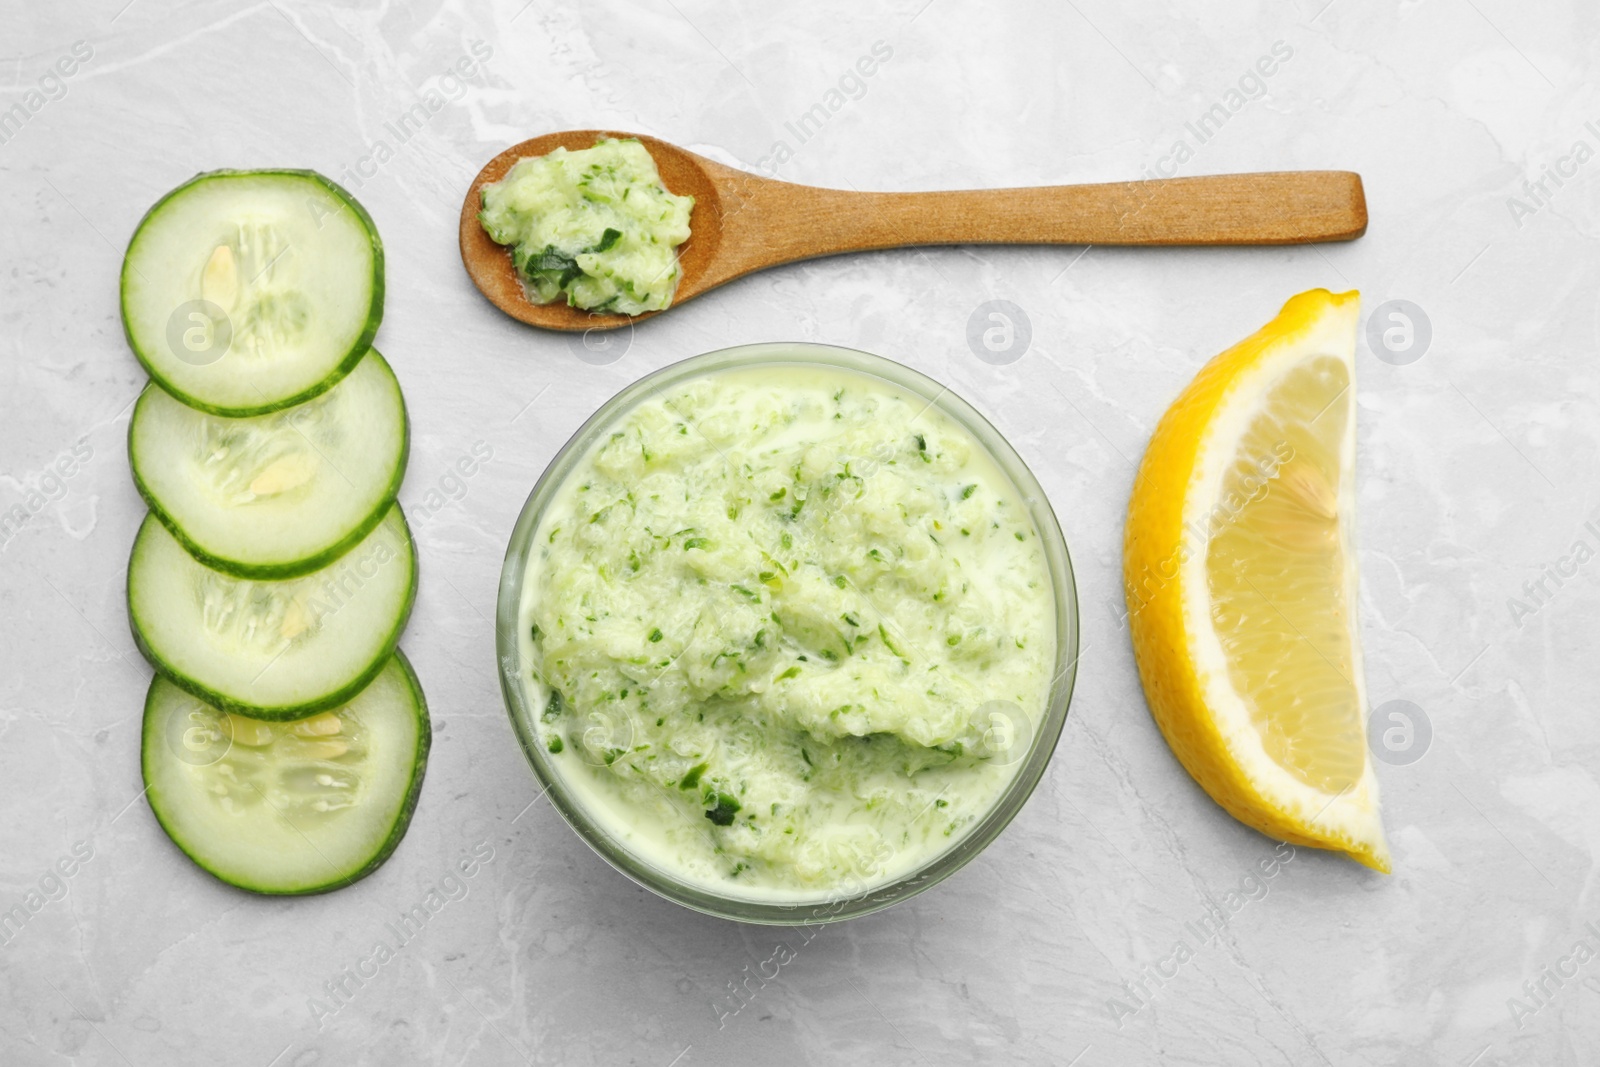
(4, 1, 1599, 1063)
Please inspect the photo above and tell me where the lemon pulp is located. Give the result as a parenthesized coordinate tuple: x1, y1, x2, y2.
(1207, 354, 1364, 795)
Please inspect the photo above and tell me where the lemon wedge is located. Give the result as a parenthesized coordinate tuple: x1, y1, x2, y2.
(1124, 288, 1388, 871)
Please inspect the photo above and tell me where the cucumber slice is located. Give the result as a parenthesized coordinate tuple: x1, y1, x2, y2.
(142, 653, 430, 895)
(128, 504, 417, 719)
(130, 349, 409, 579)
(120, 170, 384, 417)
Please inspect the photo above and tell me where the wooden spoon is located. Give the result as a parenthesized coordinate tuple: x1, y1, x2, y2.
(459, 130, 1367, 333)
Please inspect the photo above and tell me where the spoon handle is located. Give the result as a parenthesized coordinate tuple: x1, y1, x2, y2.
(730, 171, 1365, 269)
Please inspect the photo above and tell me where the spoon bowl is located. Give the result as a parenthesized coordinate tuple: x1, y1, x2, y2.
(460, 131, 722, 332)
(460, 130, 1367, 333)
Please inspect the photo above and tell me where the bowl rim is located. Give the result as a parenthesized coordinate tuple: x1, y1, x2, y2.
(495, 341, 1080, 924)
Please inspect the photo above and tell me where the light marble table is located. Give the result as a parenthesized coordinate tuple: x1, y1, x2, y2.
(3, 1, 1598, 1064)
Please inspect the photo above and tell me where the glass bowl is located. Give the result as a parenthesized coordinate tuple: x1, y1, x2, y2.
(496, 342, 1079, 924)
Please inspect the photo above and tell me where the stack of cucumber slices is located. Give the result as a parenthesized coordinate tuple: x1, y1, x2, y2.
(120, 170, 429, 895)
